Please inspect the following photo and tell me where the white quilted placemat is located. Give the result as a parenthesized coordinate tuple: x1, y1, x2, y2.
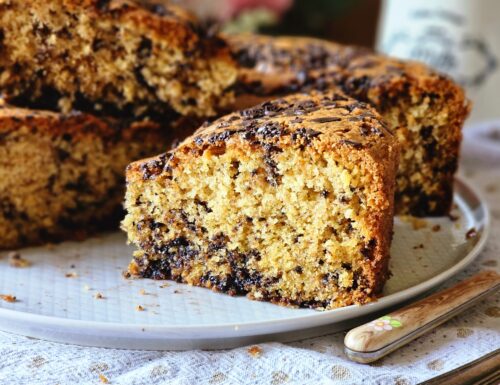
(0, 147, 498, 385)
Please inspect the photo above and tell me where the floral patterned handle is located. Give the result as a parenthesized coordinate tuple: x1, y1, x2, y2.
(344, 271, 500, 363)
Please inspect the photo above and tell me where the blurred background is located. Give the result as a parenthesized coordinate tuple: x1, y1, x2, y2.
(173, 0, 382, 47)
(172, 0, 500, 157)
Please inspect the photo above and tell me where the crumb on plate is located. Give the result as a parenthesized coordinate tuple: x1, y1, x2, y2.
(247, 345, 263, 357)
(466, 228, 478, 240)
(8, 252, 31, 268)
(401, 216, 428, 230)
(0, 294, 17, 303)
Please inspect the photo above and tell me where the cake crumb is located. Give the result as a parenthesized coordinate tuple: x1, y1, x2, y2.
(98, 373, 109, 384)
(159, 283, 170, 288)
(8, 252, 31, 268)
(466, 228, 478, 240)
(401, 216, 428, 230)
(139, 289, 147, 295)
(0, 294, 17, 303)
(432, 224, 441, 232)
(94, 292, 104, 299)
(448, 213, 460, 222)
(65, 272, 78, 278)
(136, 305, 145, 311)
(413, 244, 424, 250)
(83, 284, 91, 292)
(485, 184, 497, 193)
(247, 345, 263, 357)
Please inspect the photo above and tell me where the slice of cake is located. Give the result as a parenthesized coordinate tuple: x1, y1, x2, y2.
(0, 102, 176, 249)
(122, 91, 400, 309)
(0, 0, 237, 118)
(227, 34, 470, 216)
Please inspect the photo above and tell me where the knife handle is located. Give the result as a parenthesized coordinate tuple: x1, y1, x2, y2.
(344, 271, 500, 364)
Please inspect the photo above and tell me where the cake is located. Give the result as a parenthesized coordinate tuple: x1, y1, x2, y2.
(228, 34, 368, 109)
(122, 90, 400, 309)
(227, 34, 470, 216)
(0, 101, 177, 249)
(0, 0, 237, 118)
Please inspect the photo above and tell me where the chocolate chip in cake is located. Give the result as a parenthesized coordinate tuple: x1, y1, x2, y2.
(421, 125, 434, 140)
(310, 116, 341, 123)
(340, 139, 363, 149)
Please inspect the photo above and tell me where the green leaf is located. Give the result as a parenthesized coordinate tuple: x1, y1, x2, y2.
(380, 316, 391, 321)
(390, 320, 402, 328)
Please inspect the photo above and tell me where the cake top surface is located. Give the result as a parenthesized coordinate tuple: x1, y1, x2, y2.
(57, 0, 218, 50)
(131, 90, 397, 181)
(228, 34, 465, 103)
(192, 90, 393, 147)
(0, 100, 162, 139)
(228, 34, 369, 73)
(1, 0, 228, 56)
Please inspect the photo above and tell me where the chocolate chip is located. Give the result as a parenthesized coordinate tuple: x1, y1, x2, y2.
(96, 0, 111, 11)
(361, 239, 377, 260)
(340, 139, 363, 149)
(310, 117, 341, 123)
(142, 2, 173, 17)
(137, 37, 153, 59)
(421, 125, 434, 140)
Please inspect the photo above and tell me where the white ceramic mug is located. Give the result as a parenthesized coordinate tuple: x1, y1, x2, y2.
(377, 0, 500, 125)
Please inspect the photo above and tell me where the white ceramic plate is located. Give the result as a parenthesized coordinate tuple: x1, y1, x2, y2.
(0, 178, 489, 350)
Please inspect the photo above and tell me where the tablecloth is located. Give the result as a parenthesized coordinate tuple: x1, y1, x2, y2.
(0, 135, 498, 385)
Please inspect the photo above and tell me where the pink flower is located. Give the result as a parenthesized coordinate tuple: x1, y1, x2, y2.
(178, 0, 293, 22)
(369, 316, 403, 332)
(225, 0, 293, 17)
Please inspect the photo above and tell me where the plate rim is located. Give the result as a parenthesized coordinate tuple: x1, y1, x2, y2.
(0, 177, 490, 340)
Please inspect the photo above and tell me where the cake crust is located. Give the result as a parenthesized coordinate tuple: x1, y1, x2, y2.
(122, 90, 399, 309)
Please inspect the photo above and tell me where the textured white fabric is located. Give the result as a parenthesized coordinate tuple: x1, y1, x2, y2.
(0, 143, 499, 385)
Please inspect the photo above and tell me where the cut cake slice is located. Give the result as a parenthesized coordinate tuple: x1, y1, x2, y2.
(122, 90, 400, 309)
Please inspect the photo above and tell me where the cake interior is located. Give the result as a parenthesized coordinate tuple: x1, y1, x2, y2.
(379, 91, 462, 216)
(0, 1, 235, 117)
(124, 139, 391, 308)
(0, 116, 165, 249)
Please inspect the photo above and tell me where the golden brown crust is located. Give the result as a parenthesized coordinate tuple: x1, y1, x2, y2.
(123, 90, 399, 309)
(0, 102, 176, 249)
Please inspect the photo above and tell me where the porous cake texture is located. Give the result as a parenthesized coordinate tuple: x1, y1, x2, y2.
(228, 34, 470, 216)
(0, 0, 237, 118)
(122, 91, 400, 309)
(0, 102, 175, 249)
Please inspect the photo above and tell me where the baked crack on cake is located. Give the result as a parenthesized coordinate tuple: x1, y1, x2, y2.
(122, 91, 399, 309)
(228, 34, 470, 216)
(0, 101, 177, 249)
(0, 0, 237, 118)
